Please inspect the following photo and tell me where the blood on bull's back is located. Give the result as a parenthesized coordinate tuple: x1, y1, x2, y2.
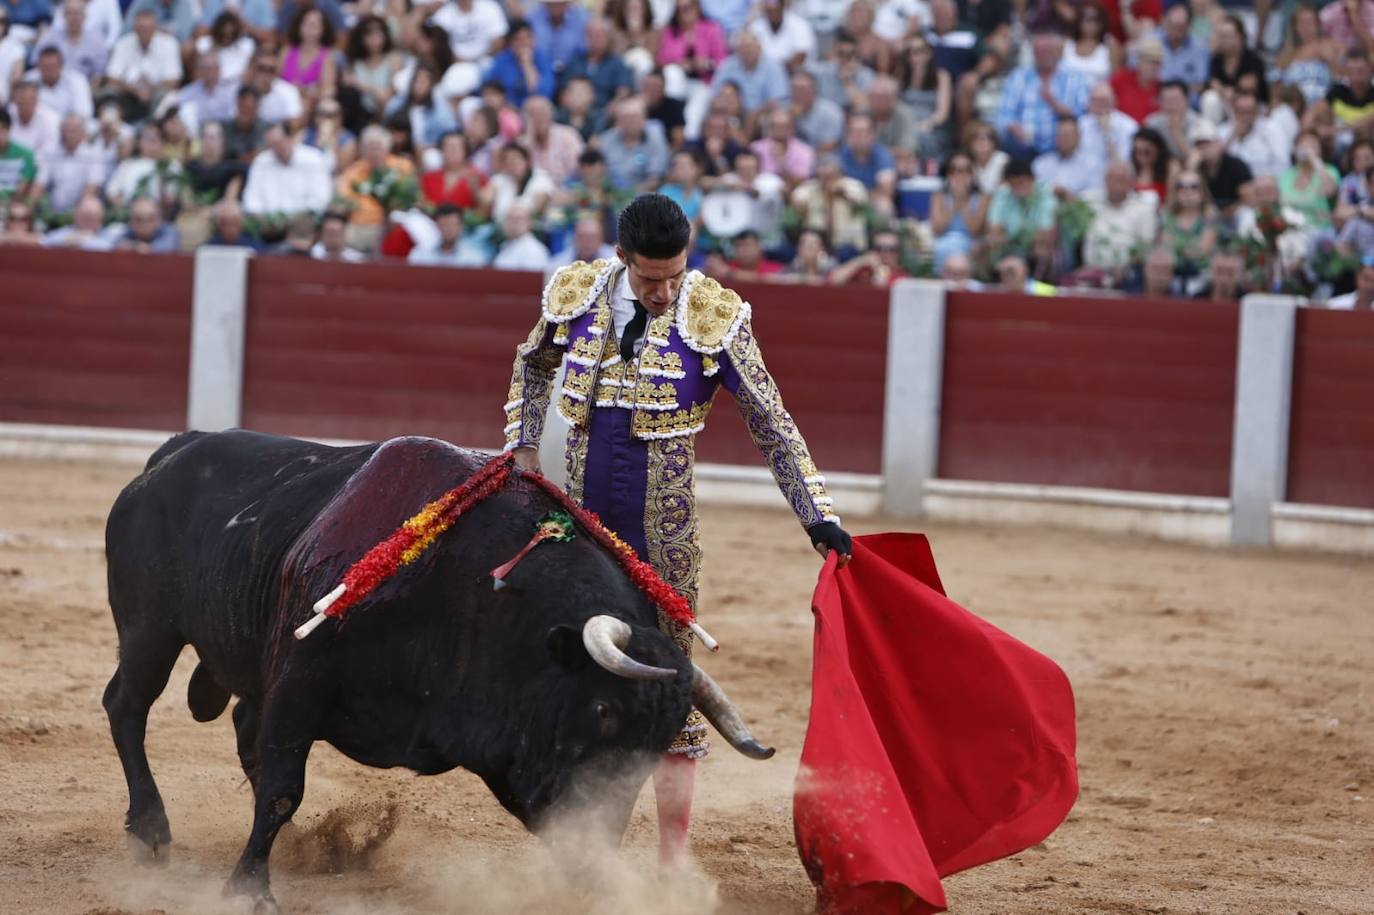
(105, 430, 380, 699)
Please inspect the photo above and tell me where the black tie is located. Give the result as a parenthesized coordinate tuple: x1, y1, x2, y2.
(620, 301, 649, 363)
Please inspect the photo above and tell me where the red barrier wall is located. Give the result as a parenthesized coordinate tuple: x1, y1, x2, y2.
(938, 292, 1240, 497)
(239, 263, 887, 474)
(241, 260, 540, 449)
(693, 280, 887, 475)
(1286, 308, 1374, 508)
(0, 249, 193, 431)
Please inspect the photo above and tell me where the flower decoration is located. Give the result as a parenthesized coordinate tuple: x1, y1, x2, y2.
(490, 512, 576, 587)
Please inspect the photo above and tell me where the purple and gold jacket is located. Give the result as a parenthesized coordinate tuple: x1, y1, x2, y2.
(504, 259, 839, 529)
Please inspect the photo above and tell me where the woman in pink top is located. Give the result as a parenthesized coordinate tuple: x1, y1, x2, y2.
(280, 7, 338, 107)
(657, 0, 727, 84)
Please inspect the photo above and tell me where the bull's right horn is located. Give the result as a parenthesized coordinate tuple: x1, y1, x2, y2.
(692, 665, 776, 760)
(583, 615, 678, 681)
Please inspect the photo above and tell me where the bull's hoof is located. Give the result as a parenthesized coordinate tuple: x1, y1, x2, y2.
(224, 868, 276, 915)
(124, 831, 173, 866)
(124, 810, 172, 865)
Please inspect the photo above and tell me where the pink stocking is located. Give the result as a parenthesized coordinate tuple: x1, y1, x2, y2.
(653, 753, 696, 868)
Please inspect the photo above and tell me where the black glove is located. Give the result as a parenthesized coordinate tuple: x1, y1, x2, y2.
(807, 521, 852, 561)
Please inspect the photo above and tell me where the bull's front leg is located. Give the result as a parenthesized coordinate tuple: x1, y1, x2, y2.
(224, 693, 319, 914)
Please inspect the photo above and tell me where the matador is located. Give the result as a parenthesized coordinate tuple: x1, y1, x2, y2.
(502, 193, 852, 865)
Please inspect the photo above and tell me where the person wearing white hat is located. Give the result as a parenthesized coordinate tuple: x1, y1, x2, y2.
(1186, 116, 1254, 219)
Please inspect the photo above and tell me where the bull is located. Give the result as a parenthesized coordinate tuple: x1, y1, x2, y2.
(103, 430, 772, 912)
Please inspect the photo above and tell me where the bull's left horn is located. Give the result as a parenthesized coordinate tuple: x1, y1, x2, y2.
(583, 615, 678, 681)
(692, 665, 775, 760)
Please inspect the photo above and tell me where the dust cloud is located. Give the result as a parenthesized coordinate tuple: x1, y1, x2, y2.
(87, 799, 720, 915)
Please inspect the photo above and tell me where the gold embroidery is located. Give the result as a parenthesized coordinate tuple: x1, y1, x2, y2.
(569, 332, 603, 365)
(726, 322, 837, 525)
(631, 402, 712, 438)
(635, 380, 679, 410)
(563, 362, 596, 398)
(638, 346, 684, 377)
(680, 276, 745, 352)
(563, 423, 589, 505)
(558, 391, 590, 427)
(505, 317, 563, 449)
(553, 324, 569, 345)
(557, 294, 614, 426)
(544, 259, 611, 319)
(645, 434, 708, 758)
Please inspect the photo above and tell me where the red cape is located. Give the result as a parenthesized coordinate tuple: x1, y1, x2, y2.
(794, 533, 1078, 914)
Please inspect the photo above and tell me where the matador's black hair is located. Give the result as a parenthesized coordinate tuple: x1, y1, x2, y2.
(617, 193, 692, 261)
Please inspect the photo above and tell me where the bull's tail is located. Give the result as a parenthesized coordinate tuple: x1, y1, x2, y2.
(187, 662, 231, 722)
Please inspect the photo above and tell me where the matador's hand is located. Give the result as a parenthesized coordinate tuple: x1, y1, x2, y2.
(512, 446, 541, 474)
(808, 522, 853, 569)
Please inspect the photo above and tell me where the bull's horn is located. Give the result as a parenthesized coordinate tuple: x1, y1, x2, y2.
(583, 615, 678, 681)
(692, 665, 775, 760)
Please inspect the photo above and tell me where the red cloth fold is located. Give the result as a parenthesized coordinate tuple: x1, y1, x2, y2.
(794, 533, 1079, 914)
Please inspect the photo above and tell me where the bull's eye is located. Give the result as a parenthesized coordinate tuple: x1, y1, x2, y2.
(594, 701, 617, 738)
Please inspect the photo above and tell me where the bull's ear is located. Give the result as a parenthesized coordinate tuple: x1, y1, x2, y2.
(546, 625, 590, 671)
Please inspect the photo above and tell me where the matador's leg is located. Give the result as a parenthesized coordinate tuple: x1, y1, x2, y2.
(645, 435, 708, 867)
(654, 753, 696, 869)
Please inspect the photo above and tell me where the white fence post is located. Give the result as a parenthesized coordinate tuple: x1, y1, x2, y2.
(1230, 294, 1299, 546)
(882, 279, 947, 517)
(187, 246, 251, 432)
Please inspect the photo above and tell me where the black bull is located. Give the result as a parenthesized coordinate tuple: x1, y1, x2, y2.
(103, 430, 772, 908)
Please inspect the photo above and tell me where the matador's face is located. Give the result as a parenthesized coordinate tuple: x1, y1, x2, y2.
(618, 249, 688, 316)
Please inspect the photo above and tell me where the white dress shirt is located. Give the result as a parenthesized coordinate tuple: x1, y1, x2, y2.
(33, 25, 111, 81)
(1032, 143, 1103, 198)
(259, 78, 303, 125)
(492, 232, 551, 271)
(56, 0, 123, 50)
(1077, 110, 1138, 176)
(167, 78, 239, 134)
(106, 31, 183, 85)
(44, 141, 106, 212)
(749, 11, 818, 66)
(429, 0, 508, 62)
(1222, 118, 1290, 179)
(26, 67, 94, 119)
(242, 143, 332, 215)
(8, 103, 61, 176)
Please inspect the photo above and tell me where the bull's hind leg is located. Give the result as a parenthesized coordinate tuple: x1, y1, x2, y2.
(102, 625, 184, 860)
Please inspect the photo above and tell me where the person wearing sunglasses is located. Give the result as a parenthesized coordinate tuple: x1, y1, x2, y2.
(0, 199, 41, 245)
(1158, 167, 1217, 283)
(930, 150, 988, 272)
(246, 48, 304, 129)
(827, 227, 910, 287)
(303, 97, 356, 171)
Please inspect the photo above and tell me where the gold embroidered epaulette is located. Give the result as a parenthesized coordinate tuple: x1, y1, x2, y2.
(542, 259, 614, 323)
(676, 273, 752, 354)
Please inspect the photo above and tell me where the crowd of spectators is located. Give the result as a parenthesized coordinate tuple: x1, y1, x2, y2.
(1, 0, 1373, 305)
